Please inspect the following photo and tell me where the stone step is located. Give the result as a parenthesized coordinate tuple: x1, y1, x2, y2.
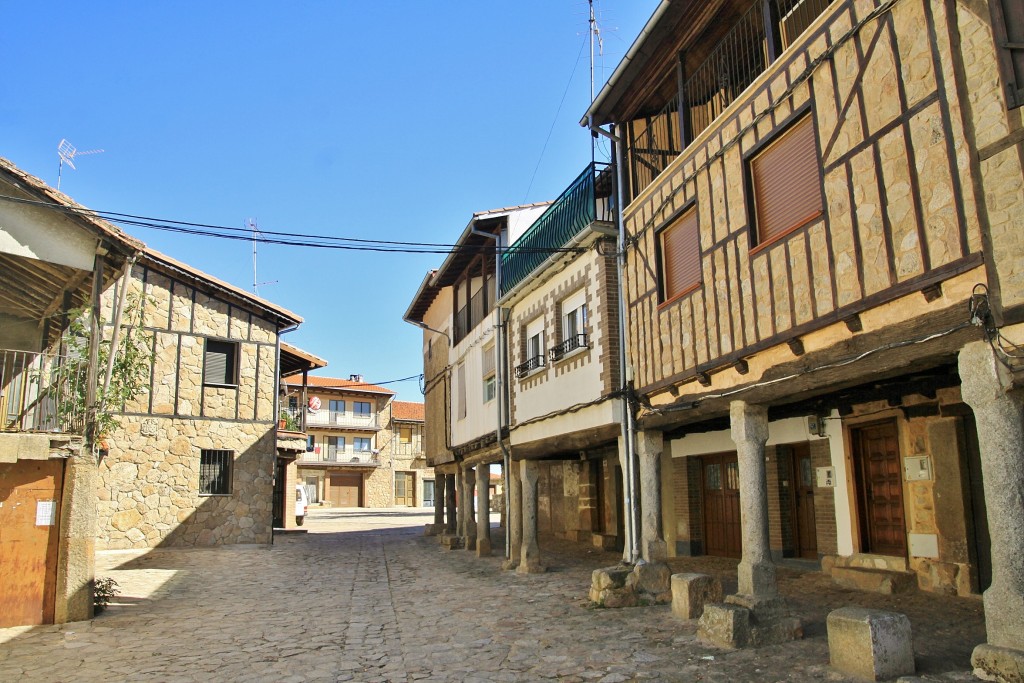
(838, 553, 909, 572)
(832, 566, 917, 594)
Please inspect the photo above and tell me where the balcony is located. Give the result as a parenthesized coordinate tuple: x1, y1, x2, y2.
(500, 162, 614, 297)
(515, 354, 545, 380)
(549, 334, 589, 362)
(1, 348, 87, 434)
(391, 443, 423, 457)
(285, 406, 380, 430)
(453, 276, 495, 346)
(298, 446, 378, 466)
(625, 0, 831, 200)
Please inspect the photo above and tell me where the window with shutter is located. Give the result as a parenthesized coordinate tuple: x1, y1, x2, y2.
(991, 0, 1024, 108)
(749, 114, 823, 248)
(204, 339, 238, 386)
(657, 207, 701, 303)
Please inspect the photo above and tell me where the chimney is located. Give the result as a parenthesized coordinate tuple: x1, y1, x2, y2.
(349, 374, 363, 383)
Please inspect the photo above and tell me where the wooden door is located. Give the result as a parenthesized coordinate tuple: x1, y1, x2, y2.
(329, 473, 361, 507)
(0, 459, 64, 627)
(852, 421, 907, 556)
(394, 472, 414, 506)
(789, 443, 818, 559)
(272, 458, 285, 527)
(703, 453, 742, 558)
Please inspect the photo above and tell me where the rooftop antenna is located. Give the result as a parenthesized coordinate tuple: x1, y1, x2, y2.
(56, 139, 104, 191)
(589, 0, 607, 164)
(248, 218, 278, 295)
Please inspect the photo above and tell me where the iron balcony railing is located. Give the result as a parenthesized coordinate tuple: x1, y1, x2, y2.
(299, 446, 377, 465)
(285, 406, 380, 430)
(500, 162, 614, 297)
(514, 355, 545, 379)
(627, 0, 831, 200)
(1, 347, 88, 434)
(549, 334, 589, 362)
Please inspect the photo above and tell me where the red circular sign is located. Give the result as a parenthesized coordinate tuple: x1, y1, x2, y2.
(308, 396, 321, 411)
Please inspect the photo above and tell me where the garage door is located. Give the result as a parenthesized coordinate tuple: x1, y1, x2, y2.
(0, 459, 64, 627)
(329, 473, 362, 507)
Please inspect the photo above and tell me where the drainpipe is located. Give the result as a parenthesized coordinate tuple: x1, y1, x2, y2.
(597, 122, 641, 565)
(470, 222, 513, 560)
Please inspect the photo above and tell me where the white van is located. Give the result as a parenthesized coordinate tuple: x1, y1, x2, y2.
(295, 484, 308, 526)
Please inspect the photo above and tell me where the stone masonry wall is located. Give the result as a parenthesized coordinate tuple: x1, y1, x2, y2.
(96, 260, 280, 549)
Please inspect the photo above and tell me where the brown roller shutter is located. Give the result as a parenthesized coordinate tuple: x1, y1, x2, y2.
(659, 207, 701, 302)
(750, 114, 823, 247)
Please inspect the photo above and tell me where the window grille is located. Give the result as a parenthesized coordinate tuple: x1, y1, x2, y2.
(199, 449, 232, 495)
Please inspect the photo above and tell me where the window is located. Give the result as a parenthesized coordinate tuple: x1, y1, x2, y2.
(329, 399, 345, 414)
(457, 363, 467, 419)
(354, 401, 372, 415)
(516, 319, 546, 378)
(203, 339, 238, 386)
(354, 437, 371, 452)
(326, 436, 345, 460)
(749, 114, 823, 248)
(482, 343, 496, 402)
(552, 290, 588, 360)
(399, 426, 412, 444)
(306, 435, 315, 452)
(657, 207, 701, 302)
(199, 449, 232, 495)
(990, 0, 1024, 109)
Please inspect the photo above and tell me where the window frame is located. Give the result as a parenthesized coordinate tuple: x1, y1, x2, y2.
(353, 401, 372, 416)
(329, 399, 346, 414)
(989, 0, 1024, 109)
(199, 449, 233, 496)
(745, 108, 824, 253)
(399, 426, 413, 444)
(655, 203, 702, 306)
(203, 339, 239, 388)
(354, 437, 372, 452)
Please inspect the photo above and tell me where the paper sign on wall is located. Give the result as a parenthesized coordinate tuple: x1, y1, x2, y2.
(35, 500, 56, 526)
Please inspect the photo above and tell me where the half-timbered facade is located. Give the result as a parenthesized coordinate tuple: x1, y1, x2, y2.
(586, 0, 1024, 671)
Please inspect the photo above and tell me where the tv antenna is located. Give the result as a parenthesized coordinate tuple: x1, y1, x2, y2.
(56, 139, 104, 190)
(248, 218, 278, 295)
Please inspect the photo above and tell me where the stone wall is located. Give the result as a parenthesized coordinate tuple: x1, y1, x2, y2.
(96, 260, 281, 549)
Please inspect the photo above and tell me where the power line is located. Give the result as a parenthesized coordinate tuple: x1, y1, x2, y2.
(0, 193, 583, 256)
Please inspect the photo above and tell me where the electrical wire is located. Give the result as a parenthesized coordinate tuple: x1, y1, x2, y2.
(0, 193, 584, 257)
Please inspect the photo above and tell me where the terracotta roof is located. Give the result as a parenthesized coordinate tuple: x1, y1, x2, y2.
(284, 375, 395, 395)
(391, 401, 425, 422)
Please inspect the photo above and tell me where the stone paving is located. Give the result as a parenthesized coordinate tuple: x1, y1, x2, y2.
(0, 508, 984, 682)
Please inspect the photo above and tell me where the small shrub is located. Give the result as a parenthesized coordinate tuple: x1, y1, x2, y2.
(93, 577, 120, 614)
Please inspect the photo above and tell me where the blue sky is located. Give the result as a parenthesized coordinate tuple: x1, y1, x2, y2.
(1, 2, 657, 400)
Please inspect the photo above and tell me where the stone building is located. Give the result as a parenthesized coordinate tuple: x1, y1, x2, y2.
(95, 247, 302, 549)
(286, 376, 427, 508)
(0, 156, 142, 625)
(583, 0, 1024, 672)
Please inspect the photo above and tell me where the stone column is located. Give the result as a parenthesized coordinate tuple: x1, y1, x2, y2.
(959, 341, 1024, 678)
(503, 460, 523, 570)
(517, 459, 544, 573)
(636, 430, 667, 561)
(54, 451, 96, 623)
(464, 465, 477, 550)
(426, 472, 445, 536)
(476, 464, 491, 556)
(455, 468, 466, 539)
(730, 401, 775, 600)
(444, 473, 457, 534)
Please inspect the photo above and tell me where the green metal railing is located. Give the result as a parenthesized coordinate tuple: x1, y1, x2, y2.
(500, 162, 613, 297)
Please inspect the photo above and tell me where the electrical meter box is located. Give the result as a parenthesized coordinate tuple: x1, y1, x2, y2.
(904, 455, 932, 481)
(816, 466, 835, 488)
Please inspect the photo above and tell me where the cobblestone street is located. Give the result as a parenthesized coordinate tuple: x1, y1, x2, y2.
(0, 509, 984, 682)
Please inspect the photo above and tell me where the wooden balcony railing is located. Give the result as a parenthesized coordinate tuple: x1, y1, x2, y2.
(1, 347, 87, 434)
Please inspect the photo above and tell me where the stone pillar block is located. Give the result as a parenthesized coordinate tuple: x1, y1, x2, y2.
(827, 607, 914, 681)
(698, 603, 751, 648)
(476, 464, 491, 558)
(589, 566, 637, 607)
(626, 561, 673, 604)
(672, 573, 723, 620)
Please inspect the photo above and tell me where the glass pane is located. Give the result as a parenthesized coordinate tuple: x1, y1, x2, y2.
(705, 463, 721, 490)
(725, 462, 739, 490)
(800, 457, 813, 488)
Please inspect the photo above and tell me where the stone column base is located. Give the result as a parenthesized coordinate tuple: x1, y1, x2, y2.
(440, 533, 464, 550)
(516, 560, 545, 574)
(972, 643, 1024, 682)
(424, 524, 440, 536)
(476, 537, 492, 557)
(501, 558, 519, 571)
(589, 562, 673, 607)
(698, 595, 802, 648)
